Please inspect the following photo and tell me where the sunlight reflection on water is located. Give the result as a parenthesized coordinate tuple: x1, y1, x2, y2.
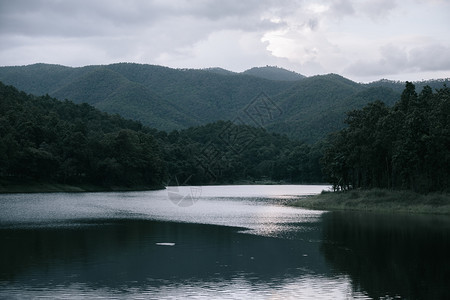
(1, 185, 391, 299)
(0, 274, 372, 300)
(0, 185, 328, 239)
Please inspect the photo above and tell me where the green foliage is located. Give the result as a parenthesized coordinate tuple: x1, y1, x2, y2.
(367, 78, 450, 93)
(292, 189, 450, 214)
(2, 63, 448, 190)
(0, 82, 325, 188)
(0, 82, 165, 188)
(322, 82, 450, 193)
(5, 63, 445, 143)
(159, 121, 325, 185)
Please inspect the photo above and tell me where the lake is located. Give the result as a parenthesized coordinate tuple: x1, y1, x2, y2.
(0, 185, 449, 299)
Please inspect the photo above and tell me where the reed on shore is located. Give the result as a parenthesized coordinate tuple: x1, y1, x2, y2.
(291, 189, 450, 215)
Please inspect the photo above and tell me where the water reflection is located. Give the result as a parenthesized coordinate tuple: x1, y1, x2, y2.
(0, 187, 448, 299)
(0, 219, 319, 282)
(321, 212, 450, 299)
(1, 219, 354, 298)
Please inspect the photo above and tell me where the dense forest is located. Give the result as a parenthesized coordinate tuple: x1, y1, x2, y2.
(2, 63, 447, 143)
(1, 73, 449, 192)
(0, 82, 323, 188)
(0, 82, 165, 188)
(159, 121, 323, 185)
(322, 83, 450, 193)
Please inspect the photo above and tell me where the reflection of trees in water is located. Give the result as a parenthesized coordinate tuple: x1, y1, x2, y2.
(320, 212, 450, 299)
(0, 219, 326, 288)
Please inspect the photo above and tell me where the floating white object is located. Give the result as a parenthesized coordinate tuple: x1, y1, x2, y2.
(156, 242, 175, 246)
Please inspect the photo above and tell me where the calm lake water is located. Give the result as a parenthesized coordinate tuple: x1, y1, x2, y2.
(0, 185, 449, 299)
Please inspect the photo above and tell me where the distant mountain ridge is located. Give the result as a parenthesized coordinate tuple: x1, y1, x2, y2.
(242, 66, 305, 81)
(190, 65, 305, 81)
(0, 63, 448, 143)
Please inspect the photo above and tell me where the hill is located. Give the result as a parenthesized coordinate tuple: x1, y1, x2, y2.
(242, 66, 305, 81)
(366, 78, 450, 93)
(0, 63, 448, 143)
(269, 75, 400, 142)
(203, 67, 237, 76)
(0, 81, 165, 189)
(0, 82, 324, 189)
(0, 63, 295, 131)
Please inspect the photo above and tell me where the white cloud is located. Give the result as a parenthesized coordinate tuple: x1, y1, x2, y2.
(157, 29, 289, 72)
(344, 41, 450, 79)
(260, 0, 450, 81)
(410, 44, 450, 71)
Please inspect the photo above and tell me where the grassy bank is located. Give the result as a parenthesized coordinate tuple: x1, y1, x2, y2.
(0, 180, 164, 193)
(291, 189, 450, 215)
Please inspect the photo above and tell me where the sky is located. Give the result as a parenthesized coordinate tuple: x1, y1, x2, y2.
(0, 0, 449, 83)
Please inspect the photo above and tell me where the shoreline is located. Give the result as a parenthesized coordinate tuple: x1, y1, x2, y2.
(0, 181, 165, 194)
(3, 183, 449, 216)
(0, 181, 326, 194)
(291, 189, 450, 215)
(0, 181, 329, 194)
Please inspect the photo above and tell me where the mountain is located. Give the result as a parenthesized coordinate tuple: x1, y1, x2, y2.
(50, 67, 196, 129)
(269, 75, 400, 142)
(0, 63, 296, 131)
(242, 66, 305, 81)
(0, 82, 324, 187)
(366, 78, 450, 93)
(0, 63, 448, 143)
(203, 67, 237, 76)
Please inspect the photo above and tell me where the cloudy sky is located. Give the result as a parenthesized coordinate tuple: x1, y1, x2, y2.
(0, 0, 449, 82)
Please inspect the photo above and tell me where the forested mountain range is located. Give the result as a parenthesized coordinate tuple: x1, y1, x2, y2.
(0, 82, 323, 188)
(0, 63, 448, 143)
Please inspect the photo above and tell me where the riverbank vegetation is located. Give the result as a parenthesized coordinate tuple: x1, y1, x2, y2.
(0, 179, 161, 193)
(321, 82, 450, 193)
(291, 189, 450, 215)
(305, 83, 450, 214)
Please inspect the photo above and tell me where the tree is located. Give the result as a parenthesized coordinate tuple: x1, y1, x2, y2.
(321, 83, 450, 193)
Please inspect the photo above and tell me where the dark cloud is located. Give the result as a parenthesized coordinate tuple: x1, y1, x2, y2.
(0, 0, 448, 82)
(330, 0, 355, 18)
(0, 0, 282, 37)
(0, 1, 160, 37)
(359, 0, 397, 20)
(0, 0, 286, 67)
(306, 18, 319, 31)
(326, 0, 397, 20)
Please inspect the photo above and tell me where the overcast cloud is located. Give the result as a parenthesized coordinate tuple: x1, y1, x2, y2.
(0, 0, 449, 82)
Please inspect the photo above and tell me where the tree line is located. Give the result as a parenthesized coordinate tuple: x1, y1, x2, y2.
(2, 80, 448, 192)
(158, 121, 323, 185)
(0, 82, 165, 188)
(0, 82, 323, 188)
(322, 82, 450, 193)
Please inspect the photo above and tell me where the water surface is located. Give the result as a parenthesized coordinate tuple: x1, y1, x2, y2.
(0, 185, 448, 299)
